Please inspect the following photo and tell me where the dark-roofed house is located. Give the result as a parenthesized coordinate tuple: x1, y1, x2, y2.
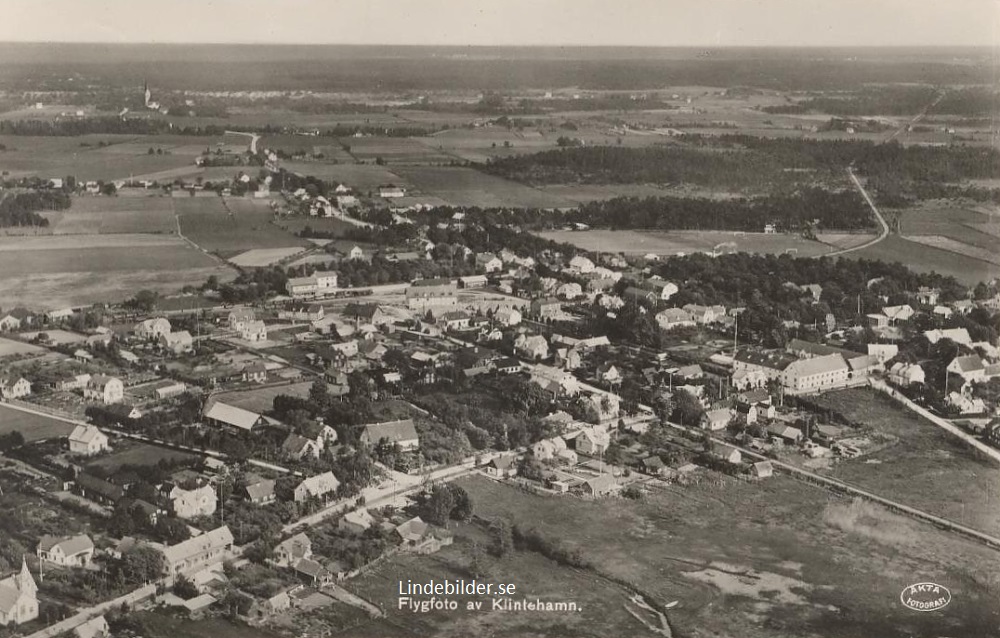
(485, 455, 518, 479)
(244, 478, 276, 505)
(75, 472, 125, 505)
(343, 303, 394, 327)
(293, 558, 334, 585)
(242, 361, 268, 384)
(359, 419, 419, 451)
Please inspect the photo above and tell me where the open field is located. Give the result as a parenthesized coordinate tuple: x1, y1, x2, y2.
(537, 229, 846, 257)
(176, 197, 309, 256)
(280, 162, 407, 191)
(347, 536, 656, 638)
(0, 134, 199, 182)
(0, 234, 234, 308)
(895, 201, 1000, 251)
(437, 474, 1000, 638)
(214, 381, 312, 414)
(850, 235, 996, 285)
(394, 166, 575, 208)
(228, 247, 309, 267)
(0, 405, 75, 442)
(809, 388, 1000, 538)
(903, 235, 1000, 267)
(340, 136, 453, 164)
(0, 338, 44, 357)
(0, 234, 218, 274)
(88, 442, 198, 470)
(42, 194, 177, 235)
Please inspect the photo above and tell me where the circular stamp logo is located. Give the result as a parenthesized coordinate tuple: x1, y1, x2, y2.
(900, 582, 951, 612)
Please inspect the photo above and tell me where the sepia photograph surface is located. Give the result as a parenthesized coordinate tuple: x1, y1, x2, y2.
(0, 1, 998, 637)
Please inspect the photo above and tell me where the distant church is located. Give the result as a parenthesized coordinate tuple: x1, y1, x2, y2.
(143, 80, 159, 111)
(0, 558, 39, 626)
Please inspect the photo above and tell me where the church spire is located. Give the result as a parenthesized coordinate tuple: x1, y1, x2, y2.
(16, 555, 36, 594)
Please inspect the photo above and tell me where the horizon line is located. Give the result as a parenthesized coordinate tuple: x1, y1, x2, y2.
(0, 41, 993, 49)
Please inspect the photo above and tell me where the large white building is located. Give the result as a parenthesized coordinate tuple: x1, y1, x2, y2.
(286, 271, 338, 297)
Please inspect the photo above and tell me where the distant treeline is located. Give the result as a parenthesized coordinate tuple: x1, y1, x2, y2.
(556, 188, 872, 232)
(480, 144, 826, 191)
(764, 86, 997, 118)
(0, 190, 68, 227)
(0, 117, 230, 137)
(482, 136, 1000, 205)
(0, 116, 437, 139)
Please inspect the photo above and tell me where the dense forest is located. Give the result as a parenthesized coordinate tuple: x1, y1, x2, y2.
(762, 86, 938, 116)
(552, 188, 872, 232)
(480, 144, 832, 191)
(0, 190, 68, 227)
(482, 136, 1000, 206)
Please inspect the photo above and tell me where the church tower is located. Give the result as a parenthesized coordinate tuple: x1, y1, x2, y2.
(143, 80, 152, 108)
(16, 557, 36, 596)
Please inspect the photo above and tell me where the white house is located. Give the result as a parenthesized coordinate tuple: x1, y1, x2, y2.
(135, 317, 171, 340)
(168, 484, 218, 519)
(642, 278, 679, 301)
(160, 330, 194, 354)
(947, 355, 986, 383)
(782, 354, 849, 392)
(494, 308, 522, 327)
(0, 377, 31, 399)
(568, 255, 595, 274)
(888, 362, 925, 386)
(83, 376, 124, 404)
(68, 425, 110, 456)
(240, 320, 268, 342)
(37, 534, 95, 567)
(515, 334, 549, 360)
(294, 472, 340, 502)
(359, 419, 420, 451)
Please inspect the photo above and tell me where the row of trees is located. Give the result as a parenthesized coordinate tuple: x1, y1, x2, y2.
(0, 189, 68, 227)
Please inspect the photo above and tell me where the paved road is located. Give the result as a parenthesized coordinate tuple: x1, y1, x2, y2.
(821, 168, 890, 258)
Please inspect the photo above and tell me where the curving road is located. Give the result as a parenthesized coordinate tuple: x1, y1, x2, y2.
(820, 167, 890, 258)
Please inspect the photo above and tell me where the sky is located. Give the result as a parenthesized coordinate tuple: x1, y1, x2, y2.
(1, 0, 997, 47)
